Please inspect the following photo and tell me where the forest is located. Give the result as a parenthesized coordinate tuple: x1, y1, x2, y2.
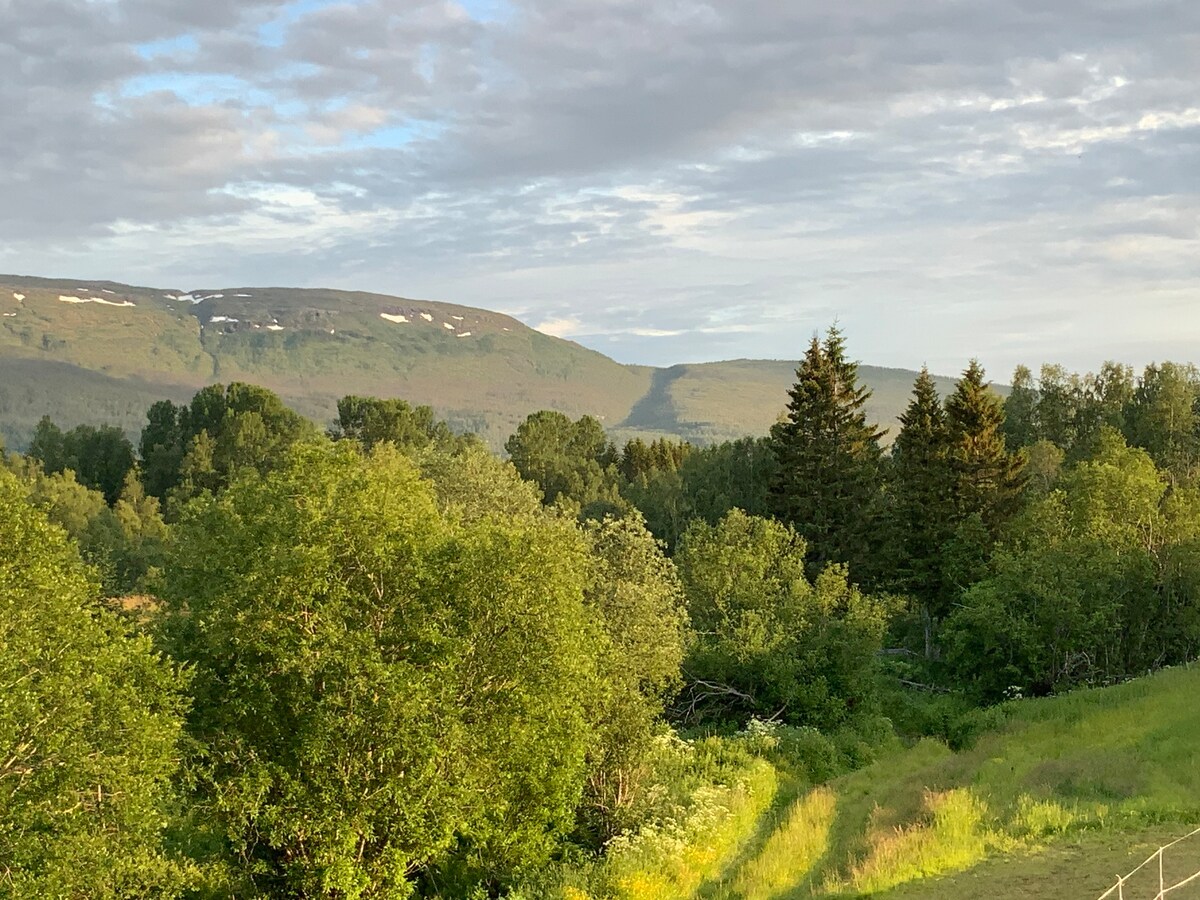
(4, 327, 1200, 898)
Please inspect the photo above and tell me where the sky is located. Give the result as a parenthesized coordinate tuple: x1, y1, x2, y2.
(2, 0, 1198, 377)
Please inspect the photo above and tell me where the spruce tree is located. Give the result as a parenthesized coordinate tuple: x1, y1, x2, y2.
(888, 367, 955, 653)
(769, 327, 883, 578)
(945, 360, 1024, 531)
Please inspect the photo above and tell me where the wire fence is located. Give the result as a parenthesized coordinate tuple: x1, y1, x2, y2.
(1096, 827, 1200, 900)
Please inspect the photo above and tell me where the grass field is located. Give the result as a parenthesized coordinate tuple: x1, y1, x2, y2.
(876, 827, 1200, 900)
(697, 666, 1200, 900)
(583, 666, 1200, 900)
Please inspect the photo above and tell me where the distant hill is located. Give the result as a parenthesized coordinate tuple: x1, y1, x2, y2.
(0, 274, 981, 450)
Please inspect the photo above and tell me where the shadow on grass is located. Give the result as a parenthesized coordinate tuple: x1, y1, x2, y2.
(694, 776, 807, 900)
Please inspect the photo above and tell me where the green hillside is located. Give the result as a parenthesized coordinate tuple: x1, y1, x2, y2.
(633, 360, 963, 445)
(696, 666, 1200, 900)
(0, 274, 977, 450)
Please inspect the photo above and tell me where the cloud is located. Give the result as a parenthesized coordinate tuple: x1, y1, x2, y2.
(535, 316, 583, 338)
(0, 0, 1198, 375)
(627, 328, 686, 337)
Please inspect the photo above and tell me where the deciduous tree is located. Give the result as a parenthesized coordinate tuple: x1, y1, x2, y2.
(0, 468, 191, 897)
(676, 510, 892, 730)
(161, 444, 602, 895)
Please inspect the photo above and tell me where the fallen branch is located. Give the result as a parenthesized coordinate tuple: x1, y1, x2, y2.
(897, 678, 952, 694)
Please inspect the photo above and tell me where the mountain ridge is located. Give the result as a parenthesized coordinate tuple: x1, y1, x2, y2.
(0, 273, 974, 450)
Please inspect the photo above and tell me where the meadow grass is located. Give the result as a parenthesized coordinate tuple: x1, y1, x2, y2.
(722, 786, 837, 899)
(836, 788, 996, 894)
(698, 665, 1200, 900)
(523, 734, 783, 900)
(598, 759, 779, 900)
(874, 826, 1200, 900)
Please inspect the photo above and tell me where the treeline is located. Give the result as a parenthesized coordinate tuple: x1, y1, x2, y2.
(3, 329, 1200, 896)
(502, 333, 1200, 701)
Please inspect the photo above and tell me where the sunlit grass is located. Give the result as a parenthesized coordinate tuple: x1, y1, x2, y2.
(836, 788, 996, 895)
(602, 761, 779, 900)
(694, 665, 1200, 900)
(725, 786, 836, 899)
(524, 656, 1199, 900)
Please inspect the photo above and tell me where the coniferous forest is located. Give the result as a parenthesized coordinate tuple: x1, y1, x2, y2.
(4, 327, 1200, 898)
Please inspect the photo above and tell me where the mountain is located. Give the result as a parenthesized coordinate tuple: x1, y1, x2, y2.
(0, 274, 975, 450)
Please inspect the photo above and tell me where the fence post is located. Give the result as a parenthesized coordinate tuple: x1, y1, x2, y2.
(1159, 847, 1164, 899)
(1118, 873, 1124, 900)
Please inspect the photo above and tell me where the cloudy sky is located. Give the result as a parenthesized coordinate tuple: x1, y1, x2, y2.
(2, 0, 1198, 376)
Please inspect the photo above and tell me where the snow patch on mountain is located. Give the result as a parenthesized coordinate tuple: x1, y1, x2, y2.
(59, 295, 136, 307)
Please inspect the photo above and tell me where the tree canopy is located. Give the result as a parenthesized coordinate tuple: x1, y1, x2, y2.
(139, 383, 317, 506)
(0, 467, 191, 897)
(27, 417, 136, 504)
(9, 332, 1200, 896)
(504, 410, 626, 517)
(160, 443, 607, 895)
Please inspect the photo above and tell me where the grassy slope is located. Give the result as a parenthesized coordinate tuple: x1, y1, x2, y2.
(654, 361, 968, 445)
(0, 275, 654, 448)
(876, 827, 1199, 900)
(703, 666, 1200, 899)
(0, 274, 991, 450)
(0, 358, 195, 450)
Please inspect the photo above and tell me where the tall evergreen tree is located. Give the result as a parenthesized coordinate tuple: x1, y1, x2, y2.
(769, 327, 884, 577)
(945, 360, 1024, 532)
(888, 367, 955, 654)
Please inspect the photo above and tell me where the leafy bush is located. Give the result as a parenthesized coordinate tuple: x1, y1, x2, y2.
(675, 510, 895, 731)
(161, 443, 603, 896)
